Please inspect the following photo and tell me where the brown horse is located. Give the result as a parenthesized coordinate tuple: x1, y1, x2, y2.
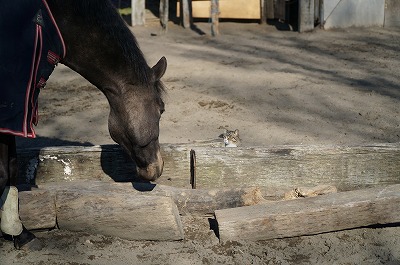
(0, 0, 166, 249)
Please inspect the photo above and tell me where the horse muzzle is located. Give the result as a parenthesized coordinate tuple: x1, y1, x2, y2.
(136, 150, 164, 181)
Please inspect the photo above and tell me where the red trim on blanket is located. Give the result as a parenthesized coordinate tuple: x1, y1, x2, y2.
(0, 128, 35, 138)
(42, 0, 66, 59)
(22, 24, 41, 137)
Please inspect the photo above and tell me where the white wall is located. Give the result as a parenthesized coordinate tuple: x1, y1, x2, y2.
(323, 0, 385, 29)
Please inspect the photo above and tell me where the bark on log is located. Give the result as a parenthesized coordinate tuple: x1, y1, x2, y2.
(19, 190, 56, 230)
(56, 190, 184, 241)
(41, 181, 265, 215)
(215, 184, 400, 242)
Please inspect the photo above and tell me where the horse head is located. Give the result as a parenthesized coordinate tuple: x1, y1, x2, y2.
(107, 57, 166, 181)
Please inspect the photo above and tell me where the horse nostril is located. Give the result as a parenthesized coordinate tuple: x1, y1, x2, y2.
(136, 163, 163, 181)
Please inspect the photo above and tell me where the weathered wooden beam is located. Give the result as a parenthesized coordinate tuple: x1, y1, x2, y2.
(215, 184, 400, 242)
(131, 0, 145, 26)
(41, 181, 265, 215)
(56, 189, 184, 241)
(19, 190, 56, 230)
(17, 143, 400, 197)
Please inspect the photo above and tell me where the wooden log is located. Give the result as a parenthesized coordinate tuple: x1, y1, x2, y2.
(56, 189, 184, 241)
(17, 143, 400, 197)
(131, 0, 145, 26)
(41, 181, 265, 215)
(28, 144, 189, 186)
(215, 184, 400, 242)
(19, 190, 56, 230)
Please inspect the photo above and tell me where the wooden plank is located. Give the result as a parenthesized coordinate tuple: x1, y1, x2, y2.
(299, 0, 315, 32)
(56, 190, 184, 241)
(177, 0, 261, 19)
(215, 184, 400, 242)
(131, 0, 145, 26)
(41, 181, 265, 215)
(18, 190, 56, 230)
(17, 143, 400, 198)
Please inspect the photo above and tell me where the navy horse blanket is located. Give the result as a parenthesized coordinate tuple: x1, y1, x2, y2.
(0, 0, 65, 137)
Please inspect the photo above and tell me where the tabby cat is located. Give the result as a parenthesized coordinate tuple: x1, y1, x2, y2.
(219, 129, 241, 147)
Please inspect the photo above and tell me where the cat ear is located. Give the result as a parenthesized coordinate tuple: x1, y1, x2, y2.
(234, 129, 239, 136)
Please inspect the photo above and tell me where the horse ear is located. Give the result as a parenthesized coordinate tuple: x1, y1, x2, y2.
(152, 56, 167, 81)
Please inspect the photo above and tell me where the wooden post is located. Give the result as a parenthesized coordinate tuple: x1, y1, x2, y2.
(160, 0, 169, 32)
(266, 0, 274, 19)
(131, 0, 145, 26)
(298, 0, 314, 32)
(211, 0, 220, 36)
(181, 0, 191, 28)
(215, 184, 400, 242)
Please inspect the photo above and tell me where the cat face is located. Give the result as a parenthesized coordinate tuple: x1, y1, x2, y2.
(219, 129, 240, 147)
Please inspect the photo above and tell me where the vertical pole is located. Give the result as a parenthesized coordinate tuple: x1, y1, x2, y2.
(298, 0, 314, 32)
(211, 0, 219, 36)
(131, 0, 145, 26)
(182, 0, 190, 28)
(160, 0, 169, 32)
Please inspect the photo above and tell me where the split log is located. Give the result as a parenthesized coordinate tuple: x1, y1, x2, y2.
(215, 184, 400, 242)
(19, 190, 56, 230)
(56, 190, 184, 241)
(41, 181, 265, 214)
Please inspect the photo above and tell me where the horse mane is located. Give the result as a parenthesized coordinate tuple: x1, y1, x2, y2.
(70, 0, 153, 86)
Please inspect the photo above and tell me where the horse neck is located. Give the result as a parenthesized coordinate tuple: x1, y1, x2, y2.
(47, 0, 151, 93)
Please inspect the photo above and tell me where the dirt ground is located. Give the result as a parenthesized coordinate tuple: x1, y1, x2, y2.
(1, 15, 400, 265)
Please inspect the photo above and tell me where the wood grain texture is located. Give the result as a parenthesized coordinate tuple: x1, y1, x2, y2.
(41, 181, 265, 215)
(56, 190, 184, 241)
(19, 190, 56, 230)
(215, 184, 400, 242)
(17, 143, 400, 199)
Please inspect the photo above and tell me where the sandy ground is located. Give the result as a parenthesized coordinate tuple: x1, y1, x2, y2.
(1, 16, 400, 264)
